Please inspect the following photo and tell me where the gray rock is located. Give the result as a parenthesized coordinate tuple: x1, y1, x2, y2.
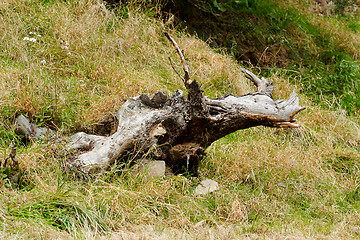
(194, 179, 218, 195)
(14, 114, 54, 141)
(139, 159, 166, 178)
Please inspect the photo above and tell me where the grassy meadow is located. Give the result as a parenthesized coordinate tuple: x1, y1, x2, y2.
(0, 0, 360, 239)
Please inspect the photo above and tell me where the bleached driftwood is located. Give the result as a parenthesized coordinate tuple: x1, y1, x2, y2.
(13, 32, 305, 176)
(62, 32, 304, 176)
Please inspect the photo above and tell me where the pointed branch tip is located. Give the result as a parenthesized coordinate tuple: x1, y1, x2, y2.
(164, 31, 191, 85)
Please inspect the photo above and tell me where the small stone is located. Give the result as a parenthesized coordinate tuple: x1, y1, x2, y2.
(139, 160, 166, 178)
(194, 179, 218, 195)
(14, 115, 34, 137)
(14, 114, 54, 141)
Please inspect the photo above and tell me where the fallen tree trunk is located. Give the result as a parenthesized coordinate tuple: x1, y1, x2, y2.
(15, 32, 305, 176)
(61, 32, 305, 176)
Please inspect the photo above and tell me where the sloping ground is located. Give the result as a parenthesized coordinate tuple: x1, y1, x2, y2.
(162, 0, 360, 114)
(0, 0, 360, 239)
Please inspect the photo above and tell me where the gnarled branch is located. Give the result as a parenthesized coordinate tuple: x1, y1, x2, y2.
(240, 68, 275, 97)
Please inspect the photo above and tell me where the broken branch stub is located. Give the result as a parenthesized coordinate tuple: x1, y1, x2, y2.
(164, 31, 209, 120)
(240, 68, 274, 97)
(19, 33, 305, 176)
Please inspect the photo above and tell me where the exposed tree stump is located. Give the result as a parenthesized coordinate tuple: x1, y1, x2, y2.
(63, 32, 305, 176)
(14, 32, 305, 176)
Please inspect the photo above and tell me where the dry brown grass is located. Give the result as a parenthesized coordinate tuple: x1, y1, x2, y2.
(0, 0, 249, 131)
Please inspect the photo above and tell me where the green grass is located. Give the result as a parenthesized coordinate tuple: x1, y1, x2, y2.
(166, 0, 360, 115)
(235, 0, 360, 114)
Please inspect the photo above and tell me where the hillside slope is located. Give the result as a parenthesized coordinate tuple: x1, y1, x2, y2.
(162, 0, 360, 115)
(0, 0, 360, 239)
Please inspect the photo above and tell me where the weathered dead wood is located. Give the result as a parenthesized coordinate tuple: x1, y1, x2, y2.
(14, 33, 305, 176)
(1, 142, 22, 186)
(2, 142, 17, 170)
(164, 31, 209, 121)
